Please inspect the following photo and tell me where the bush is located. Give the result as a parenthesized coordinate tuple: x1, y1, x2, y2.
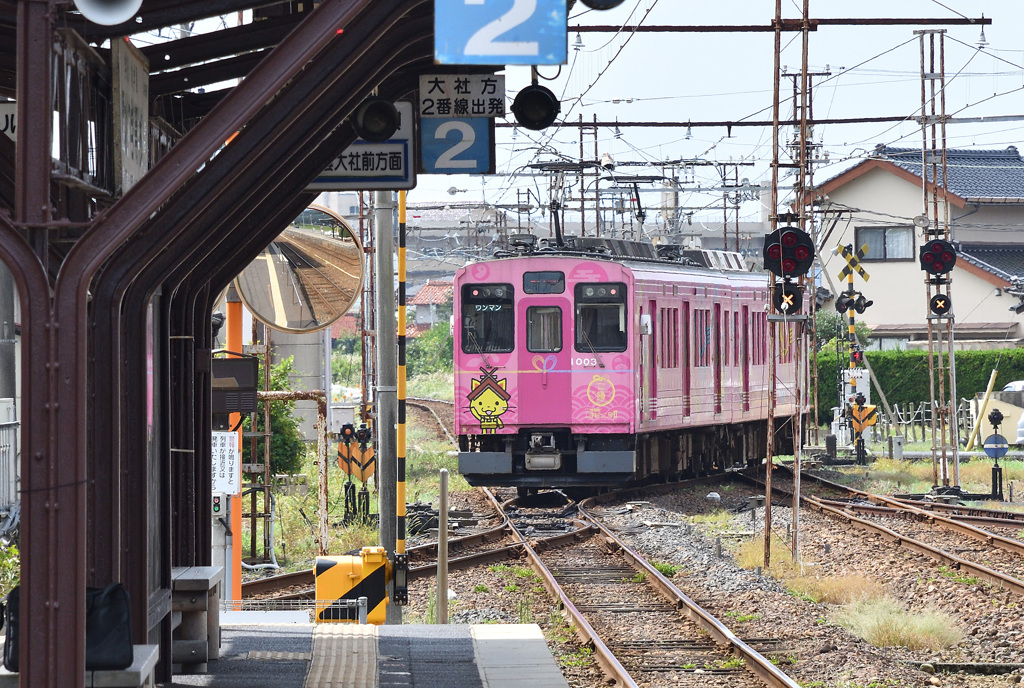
(242, 356, 306, 475)
(835, 597, 963, 650)
(407, 325, 453, 377)
(786, 574, 883, 604)
(815, 348, 1024, 420)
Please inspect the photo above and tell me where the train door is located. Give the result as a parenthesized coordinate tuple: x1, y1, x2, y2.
(517, 293, 572, 426)
(741, 305, 750, 411)
(681, 302, 690, 416)
(648, 299, 657, 420)
(713, 303, 722, 414)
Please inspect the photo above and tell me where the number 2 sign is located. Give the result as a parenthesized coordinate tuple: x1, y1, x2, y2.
(435, 0, 567, 65)
(420, 118, 495, 175)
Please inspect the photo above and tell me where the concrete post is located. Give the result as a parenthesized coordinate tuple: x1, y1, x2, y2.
(374, 191, 400, 624)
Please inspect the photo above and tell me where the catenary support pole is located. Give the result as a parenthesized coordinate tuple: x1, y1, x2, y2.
(374, 190, 400, 624)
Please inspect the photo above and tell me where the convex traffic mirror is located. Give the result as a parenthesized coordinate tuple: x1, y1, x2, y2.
(235, 204, 363, 333)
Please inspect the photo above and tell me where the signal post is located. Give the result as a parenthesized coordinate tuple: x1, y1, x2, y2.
(834, 244, 874, 464)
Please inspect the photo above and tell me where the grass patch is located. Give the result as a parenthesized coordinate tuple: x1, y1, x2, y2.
(512, 566, 537, 579)
(835, 597, 963, 650)
(406, 370, 455, 401)
(937, 565, 981, 586)
(473, 584, 490, 593)
(515, 598, 534, 624)
(629, 571, 646, 583)
(725, 610, 762, 622)
(652, 561, 682, 577)
(688, 510, 733, 531)
(504, 584, 520, 592)
(735, 534, 799, 576)
(834, 456, 1024, 498)
(786, 574, 884, 604)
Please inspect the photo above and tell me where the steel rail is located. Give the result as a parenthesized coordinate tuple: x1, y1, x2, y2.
(801, 495, 1024, 597)
(814, 498, 1024, 530)
(787, 467, 1024, 557)
(578, 499, 802, 688)
(790, 465, 1024, 522)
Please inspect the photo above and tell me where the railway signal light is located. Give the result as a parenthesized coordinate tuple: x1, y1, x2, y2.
(835, 293, 854, 312)
(850, 349, 864, 364)
(929, 293, 952, 316)
(853, 293, 873, 314)
(351, 98, 401, 143)
(771, 282, 803, 314)
(920, 239, 957, 276)
(763, 226, 815, 279)
(511, 85, 561, 130)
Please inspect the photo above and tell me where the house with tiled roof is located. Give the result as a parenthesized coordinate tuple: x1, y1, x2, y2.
(812, 145, 1024, 350)
(408, 280, 453, 326)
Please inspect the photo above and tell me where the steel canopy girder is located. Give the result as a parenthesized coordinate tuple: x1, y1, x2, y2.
(11, 1, 429, 687)
(140, 11, 304, 72)
(67, 0, 293, 42)
(87, 2, 430, 671)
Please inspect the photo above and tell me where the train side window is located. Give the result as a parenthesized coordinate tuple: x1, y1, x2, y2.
(461, 283, 514, 353)
(575, 283, 627, 353)
(527, 306, 562, 352)
(524, 271, 565, 294)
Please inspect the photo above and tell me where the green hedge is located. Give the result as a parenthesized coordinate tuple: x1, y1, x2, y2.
(814, 348, 1024, 421)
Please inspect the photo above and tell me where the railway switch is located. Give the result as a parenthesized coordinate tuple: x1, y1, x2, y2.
(314, 547, 390, 624)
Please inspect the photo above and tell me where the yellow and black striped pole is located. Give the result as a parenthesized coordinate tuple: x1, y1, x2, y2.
(845, 250, 863, 463)
(394, 190, 409, 604)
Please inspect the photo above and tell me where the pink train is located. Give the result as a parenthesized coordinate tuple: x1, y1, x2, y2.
(454, 237, 801, 492)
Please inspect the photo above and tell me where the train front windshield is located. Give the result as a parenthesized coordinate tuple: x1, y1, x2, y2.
(461, 284, 514, 353)
(575, 283, 627, 352)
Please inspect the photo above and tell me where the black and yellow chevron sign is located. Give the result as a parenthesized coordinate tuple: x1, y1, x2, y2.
(337, 440, 376, 482)
(851, 404, 878, 434)
(837, 243, 871, 281)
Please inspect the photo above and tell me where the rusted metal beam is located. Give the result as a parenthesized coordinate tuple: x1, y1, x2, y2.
(572, 17, 990, 32)
(141, 11, 303, 71)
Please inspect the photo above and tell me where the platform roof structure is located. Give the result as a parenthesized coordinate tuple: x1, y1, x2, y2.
(0, 1, 448, 685)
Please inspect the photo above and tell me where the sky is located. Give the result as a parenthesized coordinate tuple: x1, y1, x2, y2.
(405, 0, 1024, 230)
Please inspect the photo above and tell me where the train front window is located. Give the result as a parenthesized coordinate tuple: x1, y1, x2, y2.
(527, 306, 562, 352)
(575, 283, 627, 353)
(461, 283, 514, 353)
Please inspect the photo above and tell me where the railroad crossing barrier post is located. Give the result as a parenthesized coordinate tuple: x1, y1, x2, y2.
(438, 469, 449, 624)
(358, 596, 368, 625)
(992, 462, 1004, 501)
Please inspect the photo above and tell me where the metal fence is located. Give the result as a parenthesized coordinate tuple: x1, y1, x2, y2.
(862, 399, 975, 445)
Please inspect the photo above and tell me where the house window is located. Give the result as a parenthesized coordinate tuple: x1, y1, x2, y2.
(855, 226, 914, 261)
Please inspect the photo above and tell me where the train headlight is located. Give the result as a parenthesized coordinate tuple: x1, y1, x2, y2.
(585, 287, 595, 297)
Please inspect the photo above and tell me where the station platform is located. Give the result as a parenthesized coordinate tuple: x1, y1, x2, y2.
(172, 616, 568, 688)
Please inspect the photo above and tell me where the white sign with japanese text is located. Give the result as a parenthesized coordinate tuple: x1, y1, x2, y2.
(0, 103, 14, 142)
(112, 39, 149, 195)
(419, 74, 505, 118)
(211, 431, 241, 496)
(308, 101, 415, 191)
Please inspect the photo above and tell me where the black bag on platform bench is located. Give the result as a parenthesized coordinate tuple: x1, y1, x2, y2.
(1, 582, 133, 672)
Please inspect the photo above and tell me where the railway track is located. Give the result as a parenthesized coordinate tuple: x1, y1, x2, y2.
(495, 488, 800, 688)
(744, 466, 1024, 599)
(405, 397, 456, 447)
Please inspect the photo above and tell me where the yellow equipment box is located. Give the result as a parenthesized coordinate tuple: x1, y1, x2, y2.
(314, 546, 389, 624)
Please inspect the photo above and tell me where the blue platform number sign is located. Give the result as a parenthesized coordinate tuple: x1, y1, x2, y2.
(421, 118, 495, 175)
(983, 434, 1009, 460)
(435, 0, 567, 66)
